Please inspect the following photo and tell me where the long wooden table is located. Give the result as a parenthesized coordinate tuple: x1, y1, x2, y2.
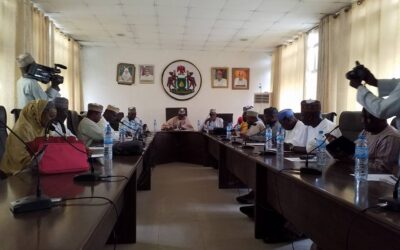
(2, 131, 400, 249)
(205, 133, 400, 250)
(0, 134, 156, 250)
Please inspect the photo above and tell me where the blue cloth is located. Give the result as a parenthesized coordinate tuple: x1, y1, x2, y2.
(278, 109, 294, 121)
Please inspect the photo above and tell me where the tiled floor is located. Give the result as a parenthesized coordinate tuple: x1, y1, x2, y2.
(104, 162, 312, 250)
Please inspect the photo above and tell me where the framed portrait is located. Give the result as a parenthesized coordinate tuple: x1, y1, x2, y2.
(211, 67, 229, 88)
(139, 64, 154, 84)
(116, 63, 135, 85)
(161, 60, 202, 101)
(232, 68, 250, 90)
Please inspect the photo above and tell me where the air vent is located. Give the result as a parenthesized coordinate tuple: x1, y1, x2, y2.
(254, 93, 271, 104)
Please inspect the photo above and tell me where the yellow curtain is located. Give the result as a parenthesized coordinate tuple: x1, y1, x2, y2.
(54, 29, 82, 111)
(317, 0, 400, 115)
(0, 1, 83, 122)
(271, 34, 306, 112)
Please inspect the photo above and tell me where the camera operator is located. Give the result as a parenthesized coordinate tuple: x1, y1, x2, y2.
(347, 62, 400, 123)
(16, 53, 61, 108)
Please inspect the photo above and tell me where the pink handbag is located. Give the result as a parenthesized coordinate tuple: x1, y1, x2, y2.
(28, 136, 89, 174)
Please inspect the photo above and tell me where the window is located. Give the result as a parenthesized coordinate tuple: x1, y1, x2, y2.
(304, 28, 319, 100)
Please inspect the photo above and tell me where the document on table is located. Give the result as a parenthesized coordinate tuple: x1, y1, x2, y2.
(245, 142, 265, 146)
(285, 157, 316, 162)
(350, 174, 398, 185)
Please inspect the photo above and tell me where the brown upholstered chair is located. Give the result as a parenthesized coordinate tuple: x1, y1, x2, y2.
(67, 110, 83, 136)
(338, 111, 363, 141)
(217, 113, 233, 128)
(166, 107, 187, 121)
(0, 106, 7, 161)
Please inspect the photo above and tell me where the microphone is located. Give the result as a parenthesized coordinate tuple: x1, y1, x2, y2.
(300, 125, 340, 175)
(0, 119, 55, 214)
(378, 177, 400, 212)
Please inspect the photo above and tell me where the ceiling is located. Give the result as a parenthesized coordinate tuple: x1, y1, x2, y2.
(32, 0, 354, 52)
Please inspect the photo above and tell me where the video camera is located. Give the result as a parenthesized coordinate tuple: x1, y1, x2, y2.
(345, 61, 367, 81)
(25, 63, 67, 85)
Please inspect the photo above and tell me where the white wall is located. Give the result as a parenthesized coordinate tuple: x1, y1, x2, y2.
(81, 47, 271, 129)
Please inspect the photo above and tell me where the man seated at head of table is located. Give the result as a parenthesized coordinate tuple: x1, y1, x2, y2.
(277, 109, 307, 151)
(77, 103, 104, 147)
(0, 100, 57, 178)
(120, 107, 143, 137)
(98, 105, 120, 131)
(361, 108, 400, 174)
(296, 100, 342, 153)
(161, 108, 194, 131)
(241, 110, 266, 140)
(49, 97, 75, 137)
(201, 109, 224, 131)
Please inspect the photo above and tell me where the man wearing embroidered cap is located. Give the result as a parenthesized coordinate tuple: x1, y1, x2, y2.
(242, 110, 265, 138)
(277, 109, 307, 150)
(77, 103, 104, 146)
(201, 109, 224, 131)
(161, 108, 194, 131)
(49, 97, 75, 137)
(98, 104, 120, 131)
(16, 53, 61, 108)
(121, 107, 143, 137)
(301, 100, 341, 152)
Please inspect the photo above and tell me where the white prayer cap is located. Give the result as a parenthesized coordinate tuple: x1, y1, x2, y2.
(106, 105, 120, 113)
(88, 103, 103, 113)
(247, 110, 258, 117)
(178, 108, 186, 115)
(210, 109, 217, 114)
(128, 107, 136, 112)
(16, 53, 35, 68)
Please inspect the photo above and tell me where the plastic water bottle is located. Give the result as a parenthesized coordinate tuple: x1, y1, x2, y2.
(226, 123, 232, 140)
(316, 130, 327, 167)
(153, 119, 157, 132)
(265, 126, 273, 150)
(355, 134, 368, 181)
(276, 126, 284, 156)
(104, 123, 113, 173)
(119, 126, 125, 142)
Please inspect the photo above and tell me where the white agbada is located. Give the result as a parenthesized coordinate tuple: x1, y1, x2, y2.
(246, 120, 266, 137)
(306, 118, 341, 152)
(17, 77, 60, 108)
(77, 117, 104, 147)
(284, 120, 307, 147)
(50, 122, 75, 137)
(202, 117, 224, 130)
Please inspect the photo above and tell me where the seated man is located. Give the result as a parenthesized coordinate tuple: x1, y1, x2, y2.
(201, 109, 224, 131)
(234, 105, 253, 132)
(98, 105, 120, 131)
(263, 107, 280, 137)
(49, 97, 75, 137)
(241, 110, 265, 140)
(362, 108, 400, 174)
(77, 103, 104, 146)
(120, 107, 143, 137)
(299, 100, 341, 153)
(161, 108, 194, 131)
(277, 109, 307, 150)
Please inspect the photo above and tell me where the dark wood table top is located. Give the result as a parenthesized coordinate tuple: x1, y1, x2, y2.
(0, 153, 142, 250)
(205, 134, 400, 231)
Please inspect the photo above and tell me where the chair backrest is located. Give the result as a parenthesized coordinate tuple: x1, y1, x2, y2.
(11, 108, 21, 123)
(293, 112, 336, 122)
(0, 106, 8, 161)
(217, 113, 233, 128)
(67, 110, 83, 135)
(166, 107, 187, 121)
(339, 111, 363, 141)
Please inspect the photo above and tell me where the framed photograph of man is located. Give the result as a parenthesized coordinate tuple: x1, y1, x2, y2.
(211, 67, 229, 88)
(116, 63, 135, 85)
(139, 64, 155, 84)
(232, 68, 250, 90)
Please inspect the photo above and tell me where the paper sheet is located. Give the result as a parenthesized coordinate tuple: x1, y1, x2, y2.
(285, 157, 317, 162)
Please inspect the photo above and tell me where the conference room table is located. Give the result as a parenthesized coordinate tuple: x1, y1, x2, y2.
(204, 133, 400, 250)
(1, 131, 400, 249)
(0, 134, 156, 250)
